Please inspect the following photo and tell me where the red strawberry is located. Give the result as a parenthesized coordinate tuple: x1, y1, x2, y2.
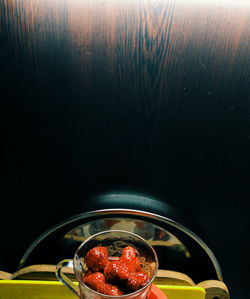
(104, 260, 129, 282)
(126, 272, 150, 291)
(102, 284, 124, 296)
(85, 246, 108, 272)
(83, 272, 106, 289)
(84, 269, 93, 277)
(120, 246, 142, 272)
(84, 272, 123, 296)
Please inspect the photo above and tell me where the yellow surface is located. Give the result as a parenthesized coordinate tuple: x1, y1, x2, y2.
(159, 285, 205, 299)
(0, 280, 205, 299)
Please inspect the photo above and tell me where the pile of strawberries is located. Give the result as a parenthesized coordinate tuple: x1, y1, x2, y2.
(83, 246, 150, 296)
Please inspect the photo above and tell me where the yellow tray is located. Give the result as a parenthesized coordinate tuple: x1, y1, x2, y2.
(0, 280, 205, 299)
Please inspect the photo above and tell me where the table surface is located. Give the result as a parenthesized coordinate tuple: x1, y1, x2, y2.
(1, 1, 249, 299)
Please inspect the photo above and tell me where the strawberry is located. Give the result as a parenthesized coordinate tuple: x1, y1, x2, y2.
(85, 246, 108, 272)
(120, 246, 142, 272)
(104, 260, 129, 282)
(126, 272, 150, 291)
(84, 246, 150, 295)
(102, 284, 124, 296)
(83, 272, 106, 289)
(84, 272, 123, 296)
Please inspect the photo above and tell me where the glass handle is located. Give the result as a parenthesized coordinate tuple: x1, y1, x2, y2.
(56, 259, 80, 297)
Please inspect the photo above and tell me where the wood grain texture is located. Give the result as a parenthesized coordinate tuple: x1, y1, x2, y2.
(10, 264, 75, 281)
(0, 271, 11, 280)
(2, 0, 249, 145)
(197, 280, 230, 299)
(0, 0, 250, 297)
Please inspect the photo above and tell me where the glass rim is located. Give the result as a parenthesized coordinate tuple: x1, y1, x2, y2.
(73, 229, 159, 298)
(18, 207, 222, 282)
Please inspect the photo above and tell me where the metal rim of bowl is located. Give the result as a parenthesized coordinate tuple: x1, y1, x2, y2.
(18, 208, 223, 281)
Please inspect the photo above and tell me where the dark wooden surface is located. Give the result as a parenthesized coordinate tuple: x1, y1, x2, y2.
(1, 1, 250, 298)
